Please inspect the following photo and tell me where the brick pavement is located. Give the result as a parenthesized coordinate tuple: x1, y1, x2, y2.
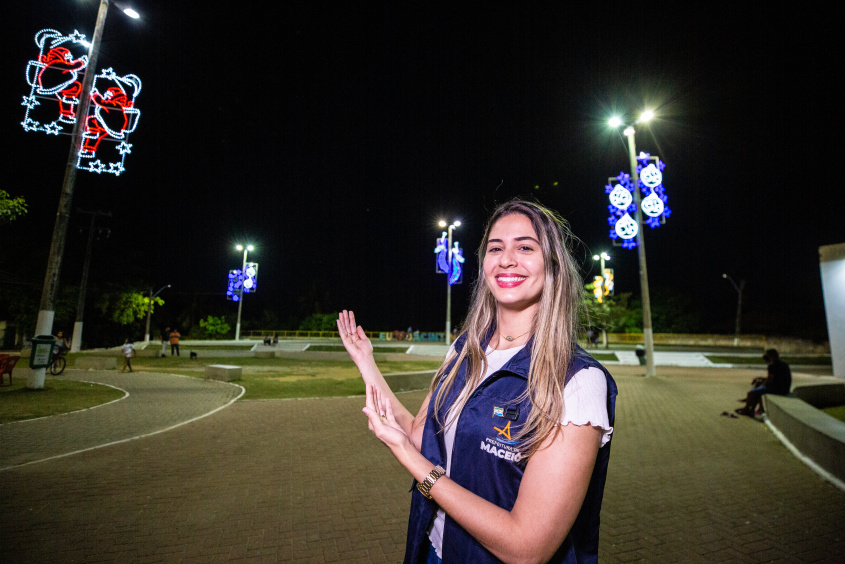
(1, 366, 843, 562)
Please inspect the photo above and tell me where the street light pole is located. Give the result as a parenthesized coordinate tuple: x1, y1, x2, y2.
(592, 252, 611, 348)
(29, 0, 123, 388)
(234, 245, 253, 340)
(722, 273, 745, 346)
(623, 122, 656, 377)
(144, 284, 171, 343)
(439, 220, 460, 345)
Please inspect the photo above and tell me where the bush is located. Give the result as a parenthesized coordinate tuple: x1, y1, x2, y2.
(298, 312, 339, 332)
(199, 315, 231, 339)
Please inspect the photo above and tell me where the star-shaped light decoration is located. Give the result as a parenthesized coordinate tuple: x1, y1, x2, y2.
(117, 141, 133, 155)
(44, 122, 62, 135)
(109, 162, 125, 175)
(86, 160, 106, 174)
(21, 95, 38, 109)
(21, 118, 40, 132)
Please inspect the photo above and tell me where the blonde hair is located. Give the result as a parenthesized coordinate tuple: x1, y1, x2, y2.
(431, 199, 584, 458)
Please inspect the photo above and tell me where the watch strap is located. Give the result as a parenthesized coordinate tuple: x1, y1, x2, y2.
(416, 465, 446, 499)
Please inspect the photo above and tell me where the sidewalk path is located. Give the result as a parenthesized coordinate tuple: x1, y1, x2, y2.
(1, 367, 843, 562)
(0, 370, 243, 470)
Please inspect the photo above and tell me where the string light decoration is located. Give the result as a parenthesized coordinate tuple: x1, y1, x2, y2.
(434, 231, 449, 273)
(434, 234, 464, 286)
(226, 269, 243, 302)
(449, 242, 465, 285)
(243, 262, 258, 293)
(604, 153, 671, 248)
(226, 263, 259, 301)
(21, 29, 142, 176)
(635, 152, 671, 229)
(605, 172, 639, 249)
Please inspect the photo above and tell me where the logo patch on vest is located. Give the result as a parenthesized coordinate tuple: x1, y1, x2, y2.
(480, 437, 524, 462)
(492, 405, 520, 420)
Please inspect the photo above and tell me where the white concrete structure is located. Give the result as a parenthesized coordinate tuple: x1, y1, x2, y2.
(205, 364, 242, 381)
(820, 243, 845, 378)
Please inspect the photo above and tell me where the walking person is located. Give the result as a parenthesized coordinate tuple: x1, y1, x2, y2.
(169, 328, 181, 356)
(121, 338, 136, 372)
(338, 199, 617, 563)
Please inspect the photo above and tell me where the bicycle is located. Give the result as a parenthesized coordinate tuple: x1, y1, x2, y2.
(50, 348, 68, 375)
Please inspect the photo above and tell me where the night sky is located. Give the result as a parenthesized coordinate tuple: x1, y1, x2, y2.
(2, 2, 843, 340)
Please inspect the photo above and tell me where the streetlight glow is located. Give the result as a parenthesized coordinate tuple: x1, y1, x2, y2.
(608, 116, 622, 128)
(639, 110, 655, 123)
(123, 8, 140, 19)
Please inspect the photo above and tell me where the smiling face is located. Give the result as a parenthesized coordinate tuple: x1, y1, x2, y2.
(483, 213, 546, 314)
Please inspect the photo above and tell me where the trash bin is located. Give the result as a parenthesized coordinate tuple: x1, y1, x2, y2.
(635, 345, 646, 366)
(30, 335, 57, 369)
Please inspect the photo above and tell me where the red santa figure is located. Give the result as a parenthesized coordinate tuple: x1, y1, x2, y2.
(36, 46, 87, 123)
(81, 85, 136, 156)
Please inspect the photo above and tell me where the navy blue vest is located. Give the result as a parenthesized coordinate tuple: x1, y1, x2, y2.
(403, 334, 618, 563)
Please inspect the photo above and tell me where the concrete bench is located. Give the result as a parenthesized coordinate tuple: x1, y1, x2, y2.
(205, 364, 242, 381)
(765, 391, 845, 484)
(791, 383, 845, 409)
(254, 350, 275, 358)
(75, 357, 117, 369)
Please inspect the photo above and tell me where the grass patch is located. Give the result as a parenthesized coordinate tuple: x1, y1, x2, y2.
(129, 356, 442, 399)
(590, 353, 618, 361)
(181, 344, 254, 350)
(0, 378, 125, 423)
(308, 345, 409, 353)
(706, 355, 831, 366)
(821, 405, 845, 423)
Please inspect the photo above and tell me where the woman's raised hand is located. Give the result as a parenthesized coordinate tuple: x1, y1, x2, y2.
(337, 310, 373, 365)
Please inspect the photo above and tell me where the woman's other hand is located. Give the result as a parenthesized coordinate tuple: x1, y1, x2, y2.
(337, 310, 373, 365)
(362, 384, 413, 453)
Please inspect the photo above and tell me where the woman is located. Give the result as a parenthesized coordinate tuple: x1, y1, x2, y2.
(338, 199, 617, 563)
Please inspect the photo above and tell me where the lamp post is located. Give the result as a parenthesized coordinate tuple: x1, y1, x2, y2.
(438, 220, 460, 345)
(722, 273, 745, 346)
(592, 252, 611, 348)
(592, 252, 610, 281)
(144, 284, 171, 343)
(234, 244, 254, 340)
(29, 1, 140, 389)
(609, 111, 656, 376)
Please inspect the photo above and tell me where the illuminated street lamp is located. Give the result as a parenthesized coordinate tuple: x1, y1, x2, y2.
(591, 252, 612, 347)
(722, 273, 745, 346)
(608, 110, 657, 376)
(234, 244, 254, 340)
(29, 0, 140, 389)
(437, 220, 461, 345)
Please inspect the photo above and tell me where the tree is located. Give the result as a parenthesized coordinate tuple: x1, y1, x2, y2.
(199, 315, 231, 339)
(299, 312, 339, 331)
(97, 291, 164, 325)
(582, 290, 641, 346)
(0, 190, 28, 224)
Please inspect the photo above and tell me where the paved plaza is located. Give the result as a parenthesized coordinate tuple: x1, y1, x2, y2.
(1, 365, 843, 563)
